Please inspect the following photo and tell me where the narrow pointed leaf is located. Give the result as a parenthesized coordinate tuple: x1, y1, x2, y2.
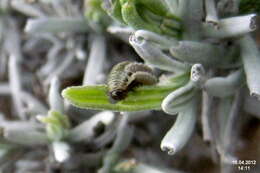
(62, 73, 189, 112)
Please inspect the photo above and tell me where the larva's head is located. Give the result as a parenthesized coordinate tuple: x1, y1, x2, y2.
(109, 89, 127, 101)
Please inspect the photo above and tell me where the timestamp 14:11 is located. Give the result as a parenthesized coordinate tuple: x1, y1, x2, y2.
(238, 166, 251, 171)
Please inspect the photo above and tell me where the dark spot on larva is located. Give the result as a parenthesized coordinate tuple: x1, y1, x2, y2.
(107, 61, 157, 103)
(124, 78, 128, 83)
(109, 90, 127, 101)
(127, 71, 133, 76)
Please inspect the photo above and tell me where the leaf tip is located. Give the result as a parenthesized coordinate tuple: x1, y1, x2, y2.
(61, 88, 68, 99)
(61, 86, 74, 100)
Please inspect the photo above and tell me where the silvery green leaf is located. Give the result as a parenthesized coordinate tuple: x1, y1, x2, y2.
(203, 14, 257, 38)
(240, 35, 260, 99)
(25, 17, 89, 34)
(204, 69, 245, 98)
(170, 41, 229, 67)
(161, 97, 198, 155)
(161, 81, 195, 115)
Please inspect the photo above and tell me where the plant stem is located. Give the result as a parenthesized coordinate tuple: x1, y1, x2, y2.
(216, 97, 237, 164)
(223, 90, 243, 157)
(48, 77, 64, 112)
(11, 0, 45, 17)
(240, 35, 260, 99)
(1, 121, 48, 146)
(83, 34, 106, 85)
(205, 0, 219, 25)
(201, 91, 213, 142)
(25, 17, 89, 34)
(180, 0, 203, 40)
(44, 51, 75, 85)
(8, 55, 26, 120)
(98, 113, 134, 173)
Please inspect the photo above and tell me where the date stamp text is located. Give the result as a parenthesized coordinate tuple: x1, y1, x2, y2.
(232, 159, 257, 171)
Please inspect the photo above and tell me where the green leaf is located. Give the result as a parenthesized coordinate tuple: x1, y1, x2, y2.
(103, 0, 125, 24)
(84, 0, 111, 28)
(62, 73, 189, 112)
(37, 110, 70, 141)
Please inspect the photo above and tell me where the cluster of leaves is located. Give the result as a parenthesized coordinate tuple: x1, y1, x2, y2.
(64, 0, 260, 116)
(64, 0, 188, 112)
(104, 0, 181, 37)
(63, 0, 260, 167)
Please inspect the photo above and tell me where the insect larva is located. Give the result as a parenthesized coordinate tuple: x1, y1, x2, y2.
(107, 61, 157, 102)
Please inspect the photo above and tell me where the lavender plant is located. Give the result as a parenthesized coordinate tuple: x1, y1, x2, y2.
(63, 0, 260, 171)
(0, 0, 259, 173)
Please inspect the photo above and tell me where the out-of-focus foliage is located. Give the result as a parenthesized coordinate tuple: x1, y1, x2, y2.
(239, 0, 260, 14)
(103, 0, 182, 37)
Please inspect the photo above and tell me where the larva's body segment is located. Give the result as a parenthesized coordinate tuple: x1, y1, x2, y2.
(107, 61, 131, 101)
(107, 61, 157, 102)
(124, 62, 153, 74)
(132, 71, 158, 85)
